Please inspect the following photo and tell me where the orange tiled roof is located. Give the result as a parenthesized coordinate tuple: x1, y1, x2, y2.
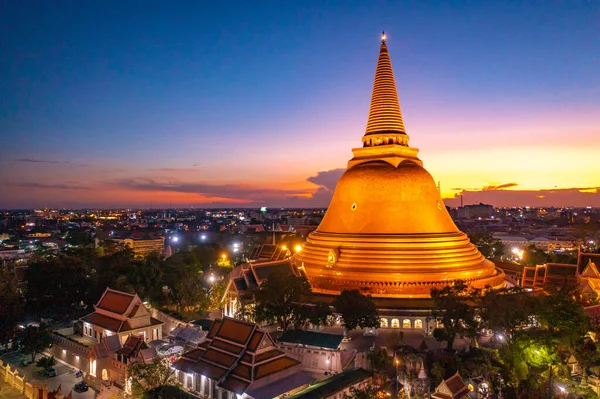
(254, 357, 298, 379)
(96, 289, 136, 315)
(81, 312, 122, 332)
(172, 317, 300, 395)
(216, 317, 255, 345)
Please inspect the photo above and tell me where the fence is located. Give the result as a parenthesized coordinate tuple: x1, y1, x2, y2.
(50, 333, 91, 357)
(0, 359, 68, 399)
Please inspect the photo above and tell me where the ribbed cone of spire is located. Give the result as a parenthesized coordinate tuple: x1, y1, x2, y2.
(364, 41, 406, 136)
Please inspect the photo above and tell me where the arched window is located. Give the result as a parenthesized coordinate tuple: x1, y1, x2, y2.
(380, 318, 388, 328)
(414, 319, 423, 329)
(402, 319, 411, 329)
(391, 319, 400, 328)
(102, 368, 109, 381)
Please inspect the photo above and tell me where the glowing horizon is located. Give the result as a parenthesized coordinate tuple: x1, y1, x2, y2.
(1, 2, 598, 209)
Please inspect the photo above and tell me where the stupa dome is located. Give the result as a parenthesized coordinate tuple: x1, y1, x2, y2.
(318, 161, 458, 235)
(295, 34, 505, 297)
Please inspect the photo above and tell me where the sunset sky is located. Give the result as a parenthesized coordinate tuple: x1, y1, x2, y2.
(1, 1, 599, 209)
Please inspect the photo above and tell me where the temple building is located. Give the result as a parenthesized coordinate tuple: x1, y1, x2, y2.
(294, 34, 505, 298)
(223, 35, 506, 327)
(171, 317, 315, 399)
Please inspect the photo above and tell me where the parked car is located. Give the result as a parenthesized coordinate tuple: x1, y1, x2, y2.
(74, 381, 89, 392)
(44, 368, 57, 377)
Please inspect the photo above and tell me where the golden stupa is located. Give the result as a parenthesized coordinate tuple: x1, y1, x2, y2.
(296, 34, 505, 297)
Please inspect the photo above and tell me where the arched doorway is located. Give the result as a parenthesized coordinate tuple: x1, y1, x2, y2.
(391, 319, 400, 328)
(414, 319, 423, 329)
(380, 318, 388, 328)
(402, 319, 411, 328)
(102, 369, 109, 381)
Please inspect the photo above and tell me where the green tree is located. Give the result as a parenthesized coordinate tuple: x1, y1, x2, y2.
(342, 383, 385, 399)
(16, 324, 52, 363)
(26, 255, 90, 315)
(128, 357, 179, 399)
(333, 290, 380, 331)
(0, 266, 23, 348)
(522, 244, 549, 266)
(480, 286, 534, 343)
(36, 355, 57, 371)
(430, 281, 480, 352)
(253, 270, 312, 331)
(574, 337, 597, 386)
(368, 347, 391, 383)
(290, 302, 332, 330)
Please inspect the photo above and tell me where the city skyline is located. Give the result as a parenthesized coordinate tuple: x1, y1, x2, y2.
(1, 1, 599, 209)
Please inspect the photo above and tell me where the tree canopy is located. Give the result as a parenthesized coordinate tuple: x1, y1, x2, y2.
(253, 270, 312, 331)
(333, 290, 379, 331)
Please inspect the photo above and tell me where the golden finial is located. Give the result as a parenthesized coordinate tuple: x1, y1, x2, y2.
(381, 31, 387, 43)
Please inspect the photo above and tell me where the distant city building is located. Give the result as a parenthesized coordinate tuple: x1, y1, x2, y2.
(111, 236, 165, 257)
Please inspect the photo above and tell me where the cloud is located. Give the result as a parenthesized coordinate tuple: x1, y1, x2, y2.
(481, 182, 519, 191)
(307, 168, 345, 191)
(112, 177, 311, 202)
(6, 182, 90, 190)
(444, 186, 600, 208)
(15, 158, 59, 164)
(14, 158, 87, 167)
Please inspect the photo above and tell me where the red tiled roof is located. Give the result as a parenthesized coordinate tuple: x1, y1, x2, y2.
(216, 318, 255, 345)
(202, 348, 237, 369)
(231, 363, 252, 380)
(81, 312, 122, 332)
(172, 317, 301, 396)
(207, 320, 222, 339)
(96, 289, 135, 315)
(254, 349, 283, 364)
(120, 317, 163, 332)
(191, 360, 228, 380)
(172, 358, 195, 373)
(211, 338, 245, 355)
(254, 357, 299, 379)
(183, 348, 206, 361)
(219, 376, 250, 394)
(246, 330, 264, 352)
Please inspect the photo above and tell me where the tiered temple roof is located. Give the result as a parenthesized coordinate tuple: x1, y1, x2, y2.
(172, 317, 301, 395)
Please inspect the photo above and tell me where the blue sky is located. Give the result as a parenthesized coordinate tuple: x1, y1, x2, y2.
(1, 1, 599, 208)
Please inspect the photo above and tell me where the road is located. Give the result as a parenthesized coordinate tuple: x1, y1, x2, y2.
(0, 352, 95, 399)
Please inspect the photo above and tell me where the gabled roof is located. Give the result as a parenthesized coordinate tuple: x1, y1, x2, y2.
(433, 371, 469, 399)
(172, 317, 300, 395)
(581, 258, 600, 278)
(278, 330, 343, 350)
(81, 312, 123, 332)
(96, 288, 137, 315)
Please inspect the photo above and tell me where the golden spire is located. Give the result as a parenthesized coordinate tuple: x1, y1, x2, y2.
(363, 33, 407, 146)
